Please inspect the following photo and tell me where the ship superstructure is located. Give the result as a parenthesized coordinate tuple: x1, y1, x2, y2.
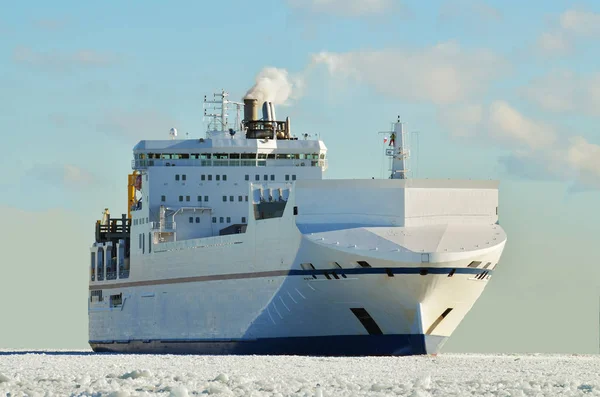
(88, 89, 506, 356)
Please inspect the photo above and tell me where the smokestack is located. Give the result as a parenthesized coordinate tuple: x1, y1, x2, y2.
(262, 101, 272, 121)
(269, 102, 276, 121)
(244, 98, 258, 122)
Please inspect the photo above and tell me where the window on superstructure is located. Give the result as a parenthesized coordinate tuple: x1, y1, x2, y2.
(267, 154, 275, 159)
(292, 175, 296, 181)
(229, 196, 234, 202)
(175, 174, 180, 181)
(201, 175, 206, 181)
(186, 196, 190, 202)
(264, 175, 268, 181)
(204, 195, 208, 202)
(219, 217, 224, 223)
(198, 196, 202, 202)
(238, 196, 242, 202)
(149, 233, 152, 253)
(208, 175, 212, 181)
(182, 174, 187, 181)
(245, 175, 249, 181)
(179, 196, 183, 202)
(161, 195, 166, 202)
(216, 175, 220, 181)
(195, 217, 200, 223)
(245, 195, 248, 201)
(223, 175, 227, 181)
(242, 217, 246, 223)
(230, 153, 240, 159)
(226, 217, 231, 223)
(255, 175, 260, 181)
(223, 196, 227, 202)
(270, 175, 275, 181)
(90, 252, 96, 281)
(189, 217, 193, 223)
(212, 217, 216, 223)
(285, 175, 290, 181)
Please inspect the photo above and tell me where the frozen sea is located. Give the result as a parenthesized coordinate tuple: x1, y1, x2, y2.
(1, 351, 600, 396)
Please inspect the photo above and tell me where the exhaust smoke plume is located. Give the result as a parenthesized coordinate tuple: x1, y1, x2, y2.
(244, 67, 300, 105)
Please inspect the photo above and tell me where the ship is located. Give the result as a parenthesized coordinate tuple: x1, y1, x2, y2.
(88, 88, 507, 356)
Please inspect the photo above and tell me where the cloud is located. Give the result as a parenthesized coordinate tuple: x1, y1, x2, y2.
(13, 46, 117, 71)
(311, 41, 507, 105)
(521, 70, 600, 117)
(287, 0, 397, 17)
(438, 0, 502, 23)
(488, 101, 557, 150)
(536, 9, 600, 56)
(27, 163, 97, 189)
(35, 18, 69, 31)
(97, 109, 179, 141)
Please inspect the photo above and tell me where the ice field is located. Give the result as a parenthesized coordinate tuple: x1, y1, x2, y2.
(1, 351, 600, 396)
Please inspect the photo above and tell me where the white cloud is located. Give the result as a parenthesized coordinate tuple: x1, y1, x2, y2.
(311, 41, 507, 105)
(488, 101, 557, 150)
(13, 46, 117, 70)
(437, 104, 484, 137)
(559, 9, 600, 36)
(27, 163, 97, 188)
(35, 18, 69, 31)
(97, 109, 179, 141)
(522, 70, 600, 117)
(287, 0, 396, 17)
(536, 9, 600, 56)
(439, 0, 502, 23)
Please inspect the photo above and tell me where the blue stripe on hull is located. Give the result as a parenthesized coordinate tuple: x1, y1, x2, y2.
(90, 334, 447, 356)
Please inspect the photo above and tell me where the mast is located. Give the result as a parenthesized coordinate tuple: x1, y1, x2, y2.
(380, 116, 410, 179)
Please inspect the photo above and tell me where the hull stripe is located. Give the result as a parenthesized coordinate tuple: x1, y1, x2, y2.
(89, 334, 448, 356)
(90, 267, 492, 290)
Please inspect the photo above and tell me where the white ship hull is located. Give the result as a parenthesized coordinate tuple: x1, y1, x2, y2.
(89, 179, 506, 356)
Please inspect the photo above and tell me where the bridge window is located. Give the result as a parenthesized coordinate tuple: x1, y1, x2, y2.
(97, 248, 104, 281)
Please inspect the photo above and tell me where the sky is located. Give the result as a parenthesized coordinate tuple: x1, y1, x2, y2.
(0, 0, 599, 353)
